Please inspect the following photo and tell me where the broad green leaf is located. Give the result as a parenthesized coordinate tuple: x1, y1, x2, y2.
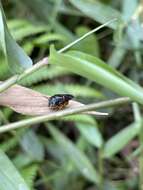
(20, 130, 44, 162)
(69, 0, 121, 29)
(76, 122, 103, 148)
(103, 122, 140, 158)
(0, 2, 32, 74)
(0, 149, 29, 190)
(47, 125, 100, 184)
(49, 46, 143, 104)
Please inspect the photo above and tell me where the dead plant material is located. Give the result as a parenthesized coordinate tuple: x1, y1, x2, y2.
(0, 83, 108, 116)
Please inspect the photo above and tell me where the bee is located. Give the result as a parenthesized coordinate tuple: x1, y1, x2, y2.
(48, 94, 74, 110)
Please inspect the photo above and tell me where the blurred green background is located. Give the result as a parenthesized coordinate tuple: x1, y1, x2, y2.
(0, 0, 143, 189)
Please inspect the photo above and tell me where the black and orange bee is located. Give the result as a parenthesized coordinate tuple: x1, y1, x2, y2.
(48, 94, 74, 110)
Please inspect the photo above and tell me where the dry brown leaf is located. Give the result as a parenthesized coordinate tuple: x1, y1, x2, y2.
(0, 84, 108, 116)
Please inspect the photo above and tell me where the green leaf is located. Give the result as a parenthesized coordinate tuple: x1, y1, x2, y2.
(47, 125, 100, 184)
(0, 149, 29, 190)
(76, 122, 103, 148)
(21, 164, 38, 189)
(69, 0, 121, 29)
(49, 46, 143, 104)
(103, 122, 140, 158)
(0, 3, 32, 74)
(20, 129, 44, 162)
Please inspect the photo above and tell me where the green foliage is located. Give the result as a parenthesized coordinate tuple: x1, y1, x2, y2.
(0, 61, 10, 80)
(49, 46, 143, 104)
(47, 124, 100, 184)
(0, 0, 143, 189)
(74, 26, 100, 57)
(0, 2, 33, 74)
(8, 19, 50, 41)
(20, 129, 44, 162)
(0, 149, 30, 190)
(21, 164, 38, 189)
(76, 122, 103, 148)
(20, 66, 70, 86)
(69, 0, 121, 29)
(0, 129, 26, 153)
(0, 133, 21, 152)
(13, 153, 34, 169)
(103, 122, 141, 158)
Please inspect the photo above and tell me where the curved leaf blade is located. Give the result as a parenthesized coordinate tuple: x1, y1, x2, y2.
(49, 46, 143, 104)
(0, 2, 33, 74)
(0, 149, 29, 190)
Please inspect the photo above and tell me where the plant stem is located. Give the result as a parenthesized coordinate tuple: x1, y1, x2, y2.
(58, 18, 117, 53)
(0, 97, 131, 133)
(0, 58, 49, 93)
(0, 75, 19, 92)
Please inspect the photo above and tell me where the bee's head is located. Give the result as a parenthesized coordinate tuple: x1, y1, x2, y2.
(64, 94, 74, 101)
